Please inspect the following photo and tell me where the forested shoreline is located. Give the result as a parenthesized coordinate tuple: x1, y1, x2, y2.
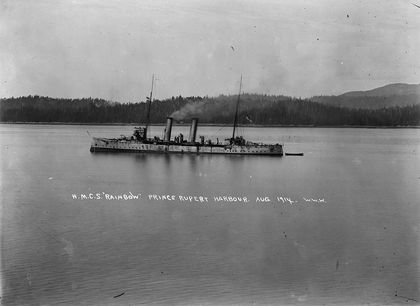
(1, 95, 419, 126)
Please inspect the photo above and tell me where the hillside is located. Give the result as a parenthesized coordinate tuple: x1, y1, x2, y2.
(342, 83, 420, 97)
(311, 83, 420, 109)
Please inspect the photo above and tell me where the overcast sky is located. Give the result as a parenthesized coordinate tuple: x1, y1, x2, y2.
(1, 0, 419, 101)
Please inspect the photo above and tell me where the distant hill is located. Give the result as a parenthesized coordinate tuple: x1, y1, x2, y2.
(311, 83, 420, 109)
(342, 83, 420, 97)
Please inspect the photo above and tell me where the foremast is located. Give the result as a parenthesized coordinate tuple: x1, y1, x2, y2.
(144, 74, 155, 139)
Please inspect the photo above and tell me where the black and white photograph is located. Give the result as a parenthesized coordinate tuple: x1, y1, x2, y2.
(1, 0, 419, 305)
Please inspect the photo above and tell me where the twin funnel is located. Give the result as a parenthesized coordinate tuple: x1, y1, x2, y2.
(188, 118, 198, 143)
(164, 117, 198, 143)
(164, 117, 173, 141)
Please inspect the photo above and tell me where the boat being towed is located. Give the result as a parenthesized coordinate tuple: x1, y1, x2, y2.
(90, 76, 283, 156)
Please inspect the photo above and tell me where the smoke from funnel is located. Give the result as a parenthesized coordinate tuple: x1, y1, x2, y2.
(170, 100, 207, 121)
(170, 96, 237, 121)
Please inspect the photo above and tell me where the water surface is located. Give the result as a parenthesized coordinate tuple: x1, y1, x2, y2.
(1, 124, 419, 305)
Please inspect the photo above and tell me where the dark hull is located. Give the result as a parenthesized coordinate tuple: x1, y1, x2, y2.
(90, 137, 283, 156)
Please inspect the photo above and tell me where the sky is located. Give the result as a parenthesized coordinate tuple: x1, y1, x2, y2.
(1, 0, 419, 101)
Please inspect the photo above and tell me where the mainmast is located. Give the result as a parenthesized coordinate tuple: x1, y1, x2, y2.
(144, 74, 155, 138)
(232, 75, 242, 139)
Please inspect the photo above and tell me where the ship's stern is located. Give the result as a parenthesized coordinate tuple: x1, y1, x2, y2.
(90, 137, 103, 152)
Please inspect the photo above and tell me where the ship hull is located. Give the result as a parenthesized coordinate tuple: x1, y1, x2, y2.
(90, 137, 283, 156)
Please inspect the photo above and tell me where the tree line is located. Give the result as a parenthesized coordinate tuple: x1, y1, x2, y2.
(0, 94, 419, 126)
(310, 94, 420, 109)
(0, 95, 198, 123)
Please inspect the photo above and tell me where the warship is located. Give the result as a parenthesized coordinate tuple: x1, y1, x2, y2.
(90, 76, 283, 156)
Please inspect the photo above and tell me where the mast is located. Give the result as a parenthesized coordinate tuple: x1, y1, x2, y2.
(144, 74, 155, 138)
(232, 75, 242, 139)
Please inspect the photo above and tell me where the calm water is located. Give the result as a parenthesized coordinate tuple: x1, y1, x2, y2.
(1, 124, 419, 305)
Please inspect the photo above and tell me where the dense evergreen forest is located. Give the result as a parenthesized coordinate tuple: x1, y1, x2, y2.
(0, 94, 419, 126)
(0, 95, 198, 123)
(310, 94, 420, 110)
